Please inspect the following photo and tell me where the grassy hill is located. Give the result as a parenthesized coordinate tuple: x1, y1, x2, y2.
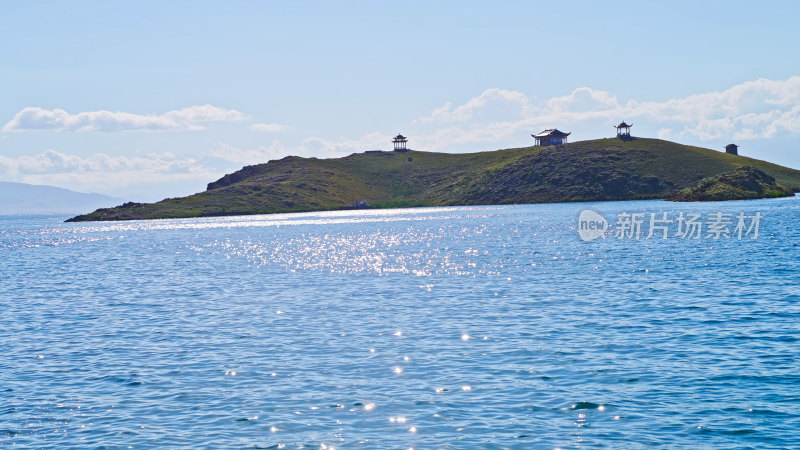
(67, 138, 800, 222)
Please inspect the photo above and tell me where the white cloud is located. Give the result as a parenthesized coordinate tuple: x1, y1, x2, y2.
(2, 104, 249, 132)
(414, 76, 800, 148)
(417, 88, 531, 123)
(0, 150, 220, 198)
(0, 150, 211, 178)
(211, 132, 391, 166)
(250, 123, 291, 132)
(209, 142, 289, 165)
(298, 132, 390, 156)
(545, 87, 620, 113)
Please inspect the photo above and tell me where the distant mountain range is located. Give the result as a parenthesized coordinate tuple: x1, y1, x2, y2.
(0, 182, 121, 215)
(67, 138, 800, 222)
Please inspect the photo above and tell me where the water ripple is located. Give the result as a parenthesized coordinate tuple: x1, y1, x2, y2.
(2, 200, 800, 447)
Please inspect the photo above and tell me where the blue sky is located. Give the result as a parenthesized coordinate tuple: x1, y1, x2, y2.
(1, 1, 799, 200)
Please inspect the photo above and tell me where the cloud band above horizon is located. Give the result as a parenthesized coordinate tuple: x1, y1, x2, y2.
(1, 104, 249, 132)
(414, 76, 800, 146)
(1, 76, 799, 199)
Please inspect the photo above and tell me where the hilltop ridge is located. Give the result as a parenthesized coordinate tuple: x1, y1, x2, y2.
(67, 138, 800, 222)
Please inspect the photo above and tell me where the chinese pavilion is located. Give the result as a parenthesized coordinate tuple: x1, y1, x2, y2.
(392, 134, 408, 152)
(615, 121, 632, 137)
(725, 143, 739, 155)
(531, 129, 571, 146)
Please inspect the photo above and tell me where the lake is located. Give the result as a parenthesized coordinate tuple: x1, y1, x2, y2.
(2, 197, 799, 448)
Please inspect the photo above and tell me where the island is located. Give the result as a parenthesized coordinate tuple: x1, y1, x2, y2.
(67, 138, 800, 222)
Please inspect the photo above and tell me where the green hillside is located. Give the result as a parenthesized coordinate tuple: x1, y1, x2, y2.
(67, 138, 800, 222)
(668, 166, 795, 202)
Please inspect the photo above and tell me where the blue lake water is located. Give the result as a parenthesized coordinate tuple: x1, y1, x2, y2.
(1, 197, 799, 448)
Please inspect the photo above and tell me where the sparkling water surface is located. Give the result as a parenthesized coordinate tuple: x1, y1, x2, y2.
(2, 198, 799, 448)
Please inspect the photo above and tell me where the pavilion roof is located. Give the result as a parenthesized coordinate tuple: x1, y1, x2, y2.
(393, 134, 407, 140)
(532, 128, 571, 138)
(616, 121, 632, 128)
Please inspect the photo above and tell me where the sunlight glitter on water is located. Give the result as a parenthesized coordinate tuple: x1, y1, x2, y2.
(63, 206, 502, 233)
(193, 225, 525, 275)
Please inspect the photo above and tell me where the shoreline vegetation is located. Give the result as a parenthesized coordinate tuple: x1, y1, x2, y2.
(66, 138, 800, 222)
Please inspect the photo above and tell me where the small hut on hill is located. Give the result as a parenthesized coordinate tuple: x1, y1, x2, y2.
(532, 129, 570, 146)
